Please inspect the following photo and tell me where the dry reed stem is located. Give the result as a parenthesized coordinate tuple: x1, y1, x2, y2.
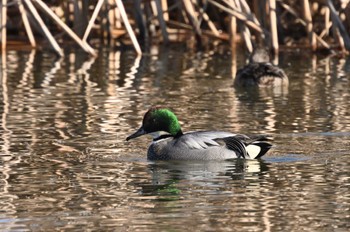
(269, 0, 279, 54)
(228, 0, 237, 47)
(161, 0, 169, 21)
(201, 12, 220, 36)
(113, 2, 122, 28)
(108, 0, 115, 32)
(208, 0, 263, 34)
(3, 0, 350, 55)
(1, 0, 7, 50)
(238, 0, 262, 32)
(234, 0, 252, 52)
(182, 0, 202, 37)
(115, 0, 142, 55)
(192, 1, 220, 37)
(327, 0, 350, 51)
(155, 0, 169, 43)
(320, 6, 331, 38)
(303, 0, 317, 51)
(34, 0, 96, 56)
(279, 2, 330, 49)
(335, 28, 346, 53)
(18, 1, 36, 47)
(23, 0, 63, 56)
(83, 0, 104, 42)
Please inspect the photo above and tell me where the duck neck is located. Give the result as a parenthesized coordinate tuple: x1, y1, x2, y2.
(152, 132, 173, 141)
(151, 130, 183, 141)
(174, 130, 183, 138)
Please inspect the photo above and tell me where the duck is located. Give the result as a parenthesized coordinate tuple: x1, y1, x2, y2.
(126, 107, 272, 160)
(234, 47, 289, 87)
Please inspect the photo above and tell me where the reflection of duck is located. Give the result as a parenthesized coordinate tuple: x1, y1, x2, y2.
(234, 48, 289, 87)
(141, 159, 269, 195)
(126, 107, 272, 160)
(149, 159, 269, 181)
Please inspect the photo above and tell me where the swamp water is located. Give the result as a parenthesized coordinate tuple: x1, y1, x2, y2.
(0, 45, 349, 231)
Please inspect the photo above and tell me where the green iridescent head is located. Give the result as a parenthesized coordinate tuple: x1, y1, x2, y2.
(126, 107, 183, 141)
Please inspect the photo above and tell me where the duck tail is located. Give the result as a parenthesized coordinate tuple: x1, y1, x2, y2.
(246, 141, 272, 159)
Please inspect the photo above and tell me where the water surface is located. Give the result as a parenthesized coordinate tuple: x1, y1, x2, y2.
(0, 46, 349, 231)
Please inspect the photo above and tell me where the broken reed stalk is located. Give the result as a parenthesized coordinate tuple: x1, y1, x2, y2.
(115, 0, 142, 55)
(302, 0, 317, 51)
(34, 0, 96, 56)
(23, 0, 63, 56)
(182, 0, 202, 38)
(239, 0, 265, 46)
(202, 12, 220, 37)
(269, 0, 279, 54)
(208, 0, 263, 34)
(1, 0, 7, 50)
(234, 0, 253, 52)
(192, 0, 220, 37)
(238, 0, 263, 34)
(83, 0, 104, 42)
(18, 1, 36, 47)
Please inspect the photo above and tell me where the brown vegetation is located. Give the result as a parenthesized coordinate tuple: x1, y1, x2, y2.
(1, 0, 350, 56)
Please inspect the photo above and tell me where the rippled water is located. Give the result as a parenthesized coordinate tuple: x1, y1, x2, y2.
(0, 46, 350, 231)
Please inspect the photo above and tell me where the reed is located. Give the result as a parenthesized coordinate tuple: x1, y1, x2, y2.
(1, 0, 7, 50)
(23, 0, 63, 56)
(18, 0, 36, 47)
(1, 0, 350, 55)
(303, 0, 316, 51)
(154, 0, 169, 44)
(269, 0, 278, 54)
(327, 0, 350, 51)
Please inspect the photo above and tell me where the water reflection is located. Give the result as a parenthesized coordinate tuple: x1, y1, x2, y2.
(147, 159, 268, 186)
(0, 47, 348, 156)
(0, 46, 350, 230)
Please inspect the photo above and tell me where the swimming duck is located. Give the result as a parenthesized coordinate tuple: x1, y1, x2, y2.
(126, 107, 272, 160)
(234, 48, 289, 87)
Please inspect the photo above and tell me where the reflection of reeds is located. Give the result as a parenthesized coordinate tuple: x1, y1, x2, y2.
(1, 1, 350, 55)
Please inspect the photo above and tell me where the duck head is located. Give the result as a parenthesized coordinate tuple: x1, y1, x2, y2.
(250, 47, 270, 63)
(126, 107, 183, 141)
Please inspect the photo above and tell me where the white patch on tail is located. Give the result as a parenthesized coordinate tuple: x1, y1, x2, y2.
(246, 144, 262, 159)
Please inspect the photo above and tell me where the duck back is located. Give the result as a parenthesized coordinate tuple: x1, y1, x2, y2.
(147, 131, 271, 160)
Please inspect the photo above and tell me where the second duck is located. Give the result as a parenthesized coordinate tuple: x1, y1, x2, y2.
(234, 48, 289, 87)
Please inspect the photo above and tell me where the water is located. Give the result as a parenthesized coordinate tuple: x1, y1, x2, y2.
(0, 45, 350, 231)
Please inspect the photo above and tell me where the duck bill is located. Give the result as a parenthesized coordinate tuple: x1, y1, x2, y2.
(126, 127, 146, 141)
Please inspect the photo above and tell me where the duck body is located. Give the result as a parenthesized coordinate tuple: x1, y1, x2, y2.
(148, 131, 270, 160)
(126, 107, 272, 161)
(234, 48, 289, 87)
(234, 62, 288, 87)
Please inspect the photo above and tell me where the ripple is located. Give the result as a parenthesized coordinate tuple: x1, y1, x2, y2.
(1, 48, 350, 231)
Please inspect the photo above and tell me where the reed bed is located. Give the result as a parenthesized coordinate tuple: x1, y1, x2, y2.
(1, 0, 350, 56)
